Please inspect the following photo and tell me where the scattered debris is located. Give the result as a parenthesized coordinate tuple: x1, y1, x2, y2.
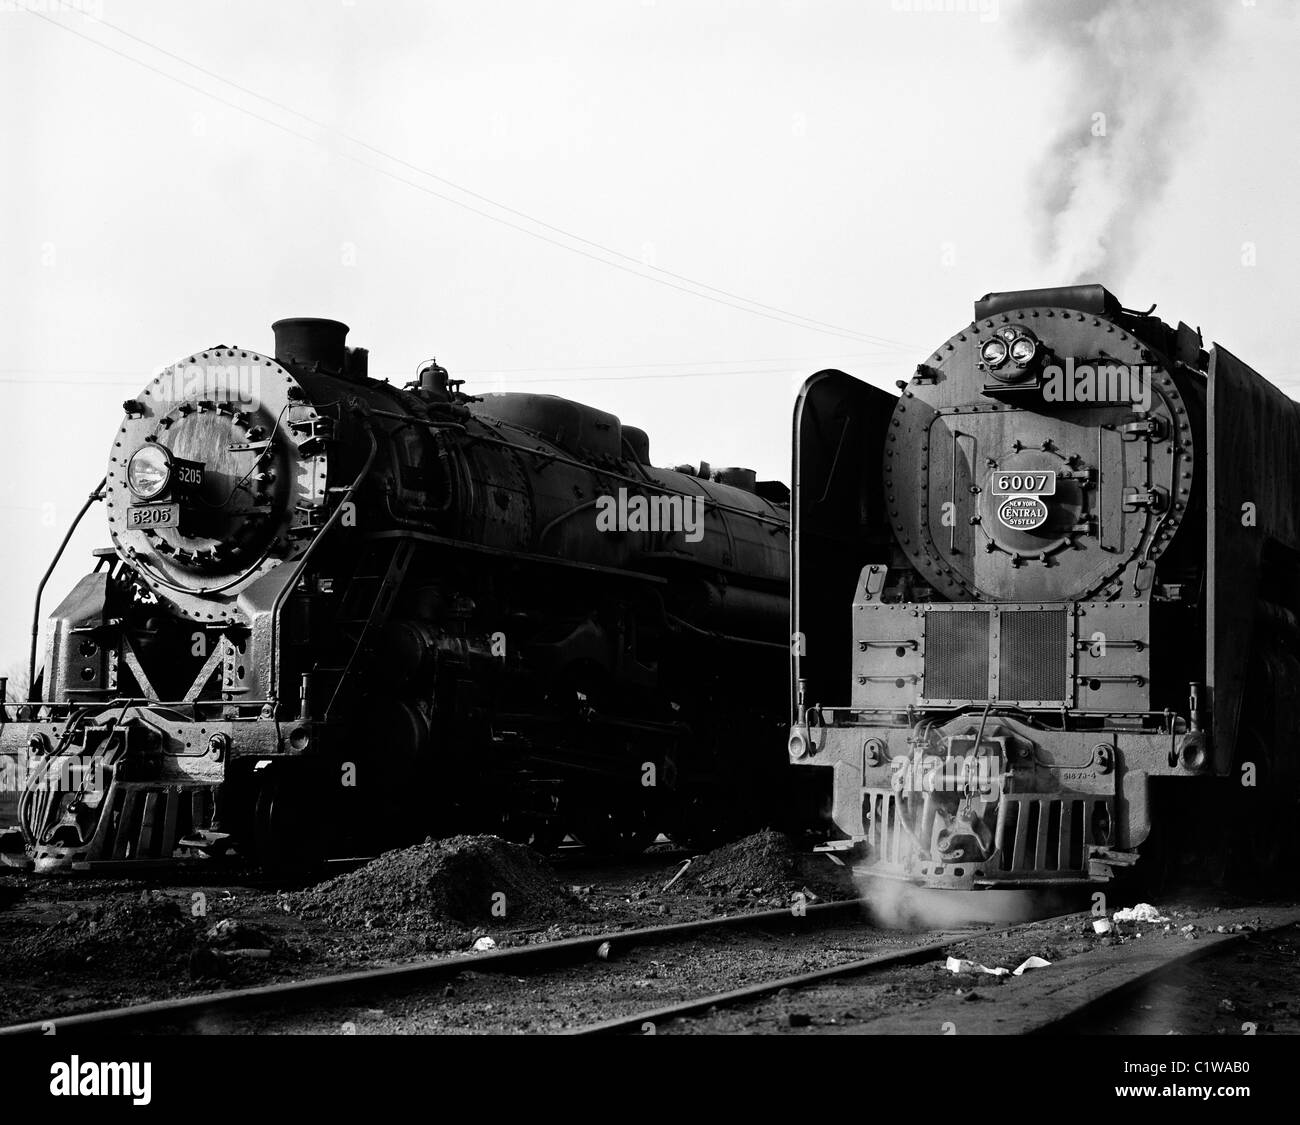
(1113, 904, 1170, 924)
(471, 936, 497, 953)
(946, 956, 1009, 977)
(204, 919, 270, 950)
(662, 860, 693, 892)
(946, 954, 1052, 977)
(189, 944, 273, 979)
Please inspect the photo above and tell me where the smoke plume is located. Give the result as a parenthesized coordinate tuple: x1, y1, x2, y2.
(1018, 0, 1223, 285)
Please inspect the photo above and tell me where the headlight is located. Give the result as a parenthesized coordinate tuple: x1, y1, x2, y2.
(980, 338, 1009, 367)
(1009, 336, 1037, 364)
(126, 444, 172, 500)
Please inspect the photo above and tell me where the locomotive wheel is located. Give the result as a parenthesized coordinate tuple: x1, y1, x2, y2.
(252, 770, 327, 876)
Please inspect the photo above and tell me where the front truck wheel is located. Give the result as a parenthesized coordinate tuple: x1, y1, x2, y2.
(250, 763, 329, 876)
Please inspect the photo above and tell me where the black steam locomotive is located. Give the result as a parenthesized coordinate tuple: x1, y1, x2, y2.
(0, 319, 791, 872)
(789, 285, 1298, 892)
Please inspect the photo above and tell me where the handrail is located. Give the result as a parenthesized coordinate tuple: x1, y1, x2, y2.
(29, 478, 107, 700)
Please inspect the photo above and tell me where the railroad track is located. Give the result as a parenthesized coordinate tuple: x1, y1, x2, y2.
(566, 940, 954, 1035)
(573, 905, 1300, 1035)
(12, 896, 1287, 1036)
(0, 898, 877, 1035)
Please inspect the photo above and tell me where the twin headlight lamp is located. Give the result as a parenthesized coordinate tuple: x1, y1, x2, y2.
(979, 326, 1040, 382)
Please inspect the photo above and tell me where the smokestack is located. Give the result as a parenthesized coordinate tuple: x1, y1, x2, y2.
(272, 318, 350, 375)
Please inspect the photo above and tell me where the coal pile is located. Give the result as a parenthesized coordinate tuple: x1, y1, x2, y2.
(666, 828, 853, 902)
(293, 835, 585, 939)
(11, 891, 201, 973)
(670, 829, 795, 896)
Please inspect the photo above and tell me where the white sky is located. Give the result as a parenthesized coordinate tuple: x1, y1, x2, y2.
(1, 0, 1297, 674)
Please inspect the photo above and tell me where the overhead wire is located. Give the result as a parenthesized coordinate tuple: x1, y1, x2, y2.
(26, 9, 915, 351)
(0, 355, 910, 389)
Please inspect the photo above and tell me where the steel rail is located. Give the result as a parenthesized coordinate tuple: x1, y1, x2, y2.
(566, 938, 957, 1035)
(0, 898, 868, 1036)
(593, 909, 1300, 1038)
(842, 914, 1300, 1038)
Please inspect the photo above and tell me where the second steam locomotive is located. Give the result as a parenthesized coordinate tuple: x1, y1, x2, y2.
(0, 318, 792, 872)
(790, 284, 1299, 892)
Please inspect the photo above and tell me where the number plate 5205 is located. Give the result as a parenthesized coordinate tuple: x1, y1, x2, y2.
(126, 503, 179, 529)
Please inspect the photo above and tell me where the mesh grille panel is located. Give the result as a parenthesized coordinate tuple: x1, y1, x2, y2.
(924, 611, 990, 700)
(1000, 610, 1066, 701)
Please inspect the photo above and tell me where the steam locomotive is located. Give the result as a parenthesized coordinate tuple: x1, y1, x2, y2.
(789, 285, 1299, 892)
(0, 319, 792, 872)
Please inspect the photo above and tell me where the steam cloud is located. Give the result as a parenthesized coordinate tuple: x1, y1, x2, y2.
(860, 874, 1072, 930)
(1018, 0, 1223, 285)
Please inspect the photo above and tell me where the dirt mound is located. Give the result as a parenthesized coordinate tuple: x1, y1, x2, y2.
(669, 829, 799, 897)
(294, 835, 584, 938)
(665, 829, 858, 903)
(12, 891, 200, 972)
